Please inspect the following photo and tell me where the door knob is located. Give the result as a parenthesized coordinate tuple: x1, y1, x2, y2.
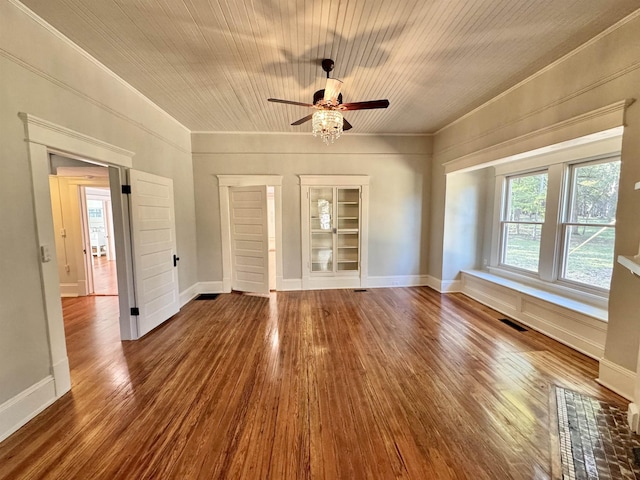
(173, 254, 180, 267)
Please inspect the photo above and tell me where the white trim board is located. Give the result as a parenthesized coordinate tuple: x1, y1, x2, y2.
(426, 276, 462, 293)
(367, 275, 431, 288)
(197, 281, 225, 294)
(442, 101, 630, 174)
(597, 358, 635, 401)
(280, 279, 303, 291)
(179, 283, 200, 308)
(19, 114, 134, 167)
(0, 377, 56, 443)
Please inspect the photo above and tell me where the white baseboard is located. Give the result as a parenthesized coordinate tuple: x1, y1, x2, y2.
(59, 283, 78, 297)
(196, 277, 434, 292)
(52, 357, 71, 397)
(280, 278, 302, 291)
(597, 357, 635, 401)
(0, 376, 57, 443)
(197, 281, 225, 294)
(179, 283, 200, 307)
(367, 275, 430, 288)
(426, 276, 462, 293)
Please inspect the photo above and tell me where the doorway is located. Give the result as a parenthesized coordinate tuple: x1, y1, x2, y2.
(217, 175, 283, 293)
(22, 113, 137, 399)
(83, 187, 118, 295)
(49, 155, 119, 298)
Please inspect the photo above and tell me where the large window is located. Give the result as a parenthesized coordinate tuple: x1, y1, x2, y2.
(496, 156, 620, 293)
(500, 171, 548, 273)
(560, 159, 620, 289)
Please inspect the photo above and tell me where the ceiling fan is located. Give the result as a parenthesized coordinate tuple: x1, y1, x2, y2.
(267, 59, 390, 144)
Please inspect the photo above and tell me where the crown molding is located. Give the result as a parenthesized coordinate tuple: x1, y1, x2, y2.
(190, 130, 433, 137)
(7, 0, 190, 136)
(435, 7, 640, 136)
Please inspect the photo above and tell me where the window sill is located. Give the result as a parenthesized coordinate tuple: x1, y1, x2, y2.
(463, 269, 608, 323)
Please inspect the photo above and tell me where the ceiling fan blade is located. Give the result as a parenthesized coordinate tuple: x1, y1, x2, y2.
(340, 99, 390, 111)
(323, 78, 343, 103)
(291, 114, 314, 126)
(343, 118, 353, 131)
(268, 98, 314, 108)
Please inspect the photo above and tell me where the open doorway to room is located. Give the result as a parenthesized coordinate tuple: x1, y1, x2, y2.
(83, 187, 118, 296)
(49, 154, 119, 298)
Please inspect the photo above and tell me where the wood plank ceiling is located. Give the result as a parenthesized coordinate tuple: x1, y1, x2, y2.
(19, 0, 640, 134)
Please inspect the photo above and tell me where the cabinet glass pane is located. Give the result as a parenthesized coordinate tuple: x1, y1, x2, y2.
(337, 262, 359, 271)
(337, 233, 358, 248)
(338, 188, 359, 203)
(311, 232, 333, 272)
(337, 188, 359, 231)
(337, 249, 358, 262)
(310, 187, 333, 231)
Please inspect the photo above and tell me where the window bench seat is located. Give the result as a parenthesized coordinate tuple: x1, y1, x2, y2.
(460, 270, 607, 359)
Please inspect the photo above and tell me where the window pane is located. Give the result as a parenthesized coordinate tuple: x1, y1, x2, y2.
(569, 160, 620, 224)
(563, 226, 615, 289)
(507, 172, 548, 223)
(503, 223, 541, 272)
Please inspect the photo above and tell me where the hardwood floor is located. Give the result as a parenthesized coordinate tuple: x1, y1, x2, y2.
(0, 288, 625, 479)
(91, 256, 117, 295)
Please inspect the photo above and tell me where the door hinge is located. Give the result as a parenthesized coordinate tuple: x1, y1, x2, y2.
(130, 307, 139, 316)
(121, 185, 132, 194)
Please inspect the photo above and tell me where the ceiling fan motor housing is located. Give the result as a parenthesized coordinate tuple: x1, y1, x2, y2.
(314, 89, 343, 106)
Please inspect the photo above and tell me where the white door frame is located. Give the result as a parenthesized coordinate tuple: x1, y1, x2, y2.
(20, 113, 136, 399)
(79, 185, 95, 295)
(217, 175, 283, 292)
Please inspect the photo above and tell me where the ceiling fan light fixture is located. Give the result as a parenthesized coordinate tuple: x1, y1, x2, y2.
(312, 110, 343, 145)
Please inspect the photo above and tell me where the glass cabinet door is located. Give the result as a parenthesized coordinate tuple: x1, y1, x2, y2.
(310, 187, 334, 272)
(336, 188, 360, 271)
(308, 186, 360, 274)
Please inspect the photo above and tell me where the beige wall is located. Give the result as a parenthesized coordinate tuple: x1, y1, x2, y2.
(192, 133, 432, 283)
(441, 168, 493, 281)
(0, 1, 197, 405)
(430, 12, 640, 371)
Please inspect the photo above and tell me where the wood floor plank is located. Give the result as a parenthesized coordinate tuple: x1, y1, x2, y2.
(0, 288, 625, 479)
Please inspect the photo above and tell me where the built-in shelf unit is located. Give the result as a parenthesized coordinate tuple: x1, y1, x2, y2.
(300, 175, 369, 290)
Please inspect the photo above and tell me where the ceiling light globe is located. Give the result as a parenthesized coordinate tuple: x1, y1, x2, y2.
(312, 110, 343, 145)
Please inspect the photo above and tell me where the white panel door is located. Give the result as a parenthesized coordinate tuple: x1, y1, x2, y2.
(129, 169, 180, 337)
(230, 185, 270, 294)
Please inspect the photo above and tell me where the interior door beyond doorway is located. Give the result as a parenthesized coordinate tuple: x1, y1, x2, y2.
(230, 185, 270, 295)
